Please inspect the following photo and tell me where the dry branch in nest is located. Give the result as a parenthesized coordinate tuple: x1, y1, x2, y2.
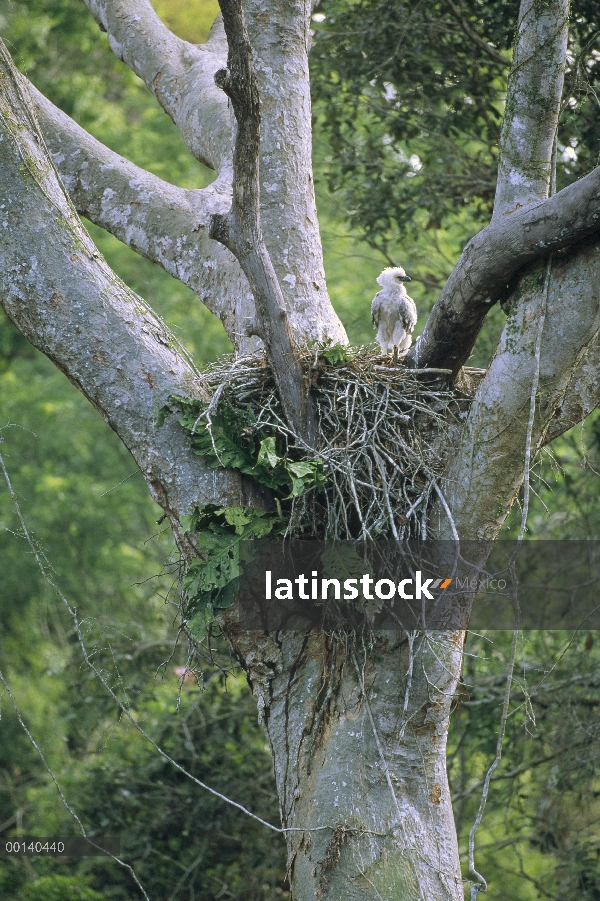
(190, 347, 481, 540)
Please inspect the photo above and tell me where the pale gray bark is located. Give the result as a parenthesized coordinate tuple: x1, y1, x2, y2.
(436, 243, 600, 540)
(544, 330, 600, 443)
(0, 43, 265, 561)
(493, 0, 568, 219)
(244, 0, 345, 344)
(210, 0, 318, 443)
(407, 163, 600, 375)
(226, 628, 464, 901)
(79, 0, 346, 346)
(81, 0, 234, 172)
(33, 86, 258, 353)
(4, 1, 600, 900)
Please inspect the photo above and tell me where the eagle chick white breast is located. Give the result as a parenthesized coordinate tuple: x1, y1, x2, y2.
(371, 266, 417, 357)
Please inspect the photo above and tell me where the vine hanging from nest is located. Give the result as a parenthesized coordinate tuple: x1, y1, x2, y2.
(157, 344, 480, 638)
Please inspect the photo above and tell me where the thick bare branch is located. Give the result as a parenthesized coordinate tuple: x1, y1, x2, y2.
(81, 0, 346, 346)
(407, 166, 600, 375)
(434, 241, 600, 540)
(243, 0, 347, 347)
(0, 40, 265, 556)
(32, 84, 258, 353)
(209, 0, 318, 444)
(81, 0, 233, 172)
(493, 0, 569, 219)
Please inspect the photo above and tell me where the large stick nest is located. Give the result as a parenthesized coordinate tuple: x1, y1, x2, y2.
(193, 347, 481, 540)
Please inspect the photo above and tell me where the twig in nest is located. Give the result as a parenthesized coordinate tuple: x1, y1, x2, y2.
(192, 347, 474, 540)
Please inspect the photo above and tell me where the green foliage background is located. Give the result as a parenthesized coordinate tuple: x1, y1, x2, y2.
(0, 1, 598, 899)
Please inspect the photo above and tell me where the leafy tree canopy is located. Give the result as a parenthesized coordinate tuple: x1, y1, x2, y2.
(311, 0, 600, 258)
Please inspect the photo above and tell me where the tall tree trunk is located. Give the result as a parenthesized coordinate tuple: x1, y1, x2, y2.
(227, 628, 464, 900)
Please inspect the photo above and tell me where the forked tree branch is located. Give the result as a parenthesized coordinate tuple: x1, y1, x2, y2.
(0, 40, 265, 553)
(209, 0, 318, 444)
(81, 0, 233, 172)
(80, 0, 346, 348)
(409, 0, 570, 376)
(434, 240, 600, 540)
(406, 165, 600, 375)
(32, 85, 258, 352)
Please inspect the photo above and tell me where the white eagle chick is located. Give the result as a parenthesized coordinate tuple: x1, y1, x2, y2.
(371, 266, 417, 358)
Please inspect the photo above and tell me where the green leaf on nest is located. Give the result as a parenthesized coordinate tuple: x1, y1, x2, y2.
(182, 505, 282, 636)
(159, 394, 327, 500)
(308, 338, 351, 366)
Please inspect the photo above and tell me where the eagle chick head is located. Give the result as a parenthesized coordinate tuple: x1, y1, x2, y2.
(376, 266, 412, 289)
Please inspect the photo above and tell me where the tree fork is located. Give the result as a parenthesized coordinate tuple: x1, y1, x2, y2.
(209, 0, 318, 446)
(407, 0, 570, 378)
(0, 39, 265, 544)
